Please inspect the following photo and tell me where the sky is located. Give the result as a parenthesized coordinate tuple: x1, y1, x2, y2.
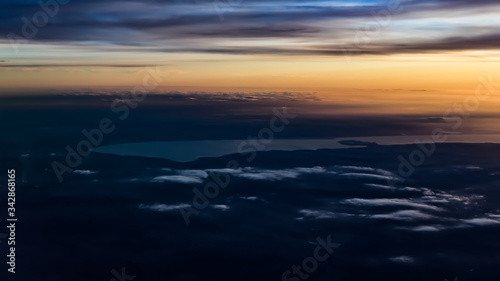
(1, 0, 500, 99)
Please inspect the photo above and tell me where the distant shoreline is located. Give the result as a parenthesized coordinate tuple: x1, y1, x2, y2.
(93, 134, 500, 162)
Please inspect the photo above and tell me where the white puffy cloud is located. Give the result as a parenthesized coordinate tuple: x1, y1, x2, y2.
(212, 205, 230, 211)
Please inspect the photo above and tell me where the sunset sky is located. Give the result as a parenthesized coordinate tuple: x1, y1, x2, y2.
(1, 0, 500, 98)
(2, 4, 500, 279)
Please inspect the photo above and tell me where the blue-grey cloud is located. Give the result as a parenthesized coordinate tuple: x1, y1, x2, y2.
(343, 198, 444, 211)
(151, 175, 204, 184)
(138, 203, 191, 211)
(2, 0, 500, 57)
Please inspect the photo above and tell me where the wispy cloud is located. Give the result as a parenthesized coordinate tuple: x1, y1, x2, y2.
(212, 204, 230, 211)
(2, 0, 500, 59)
(298, 209, 338, 219)
(151, 175, 204, 184)
(205, 166, 326, 181)
(339, 173, 398, 182)
(139, 203, 191, 212)
(371, 210, 436, 221)
(343, 198, 444, 211)
(73, 169, 98, 175)
(388, 256, 415, 264)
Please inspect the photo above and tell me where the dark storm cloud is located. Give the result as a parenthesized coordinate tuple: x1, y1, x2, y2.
(360, 33, 500, 55)
(144, 32, 500, 55)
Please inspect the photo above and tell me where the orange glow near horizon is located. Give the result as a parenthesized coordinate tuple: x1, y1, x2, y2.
(2, 53, 499, 90)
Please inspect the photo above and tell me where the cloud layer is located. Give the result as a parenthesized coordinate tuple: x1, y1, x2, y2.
(2, 0, 500, 62)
